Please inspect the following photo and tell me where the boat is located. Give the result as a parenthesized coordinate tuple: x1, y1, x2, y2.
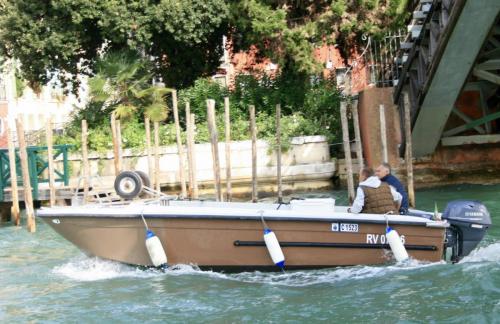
(37, 195, 492, 271)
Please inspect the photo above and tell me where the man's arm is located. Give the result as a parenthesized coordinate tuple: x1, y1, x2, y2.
(390, 186, 402, 210)
(349, 187, 365, 213)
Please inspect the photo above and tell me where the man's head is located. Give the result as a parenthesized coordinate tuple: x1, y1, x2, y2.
(359, 167, 375, 182)
(375, 162, 391, 179)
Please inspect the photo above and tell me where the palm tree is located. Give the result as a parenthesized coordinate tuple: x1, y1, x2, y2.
(88, 50, 171, 122)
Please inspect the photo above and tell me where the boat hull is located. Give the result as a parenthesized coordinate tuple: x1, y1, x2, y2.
(40, 215, 446, 270)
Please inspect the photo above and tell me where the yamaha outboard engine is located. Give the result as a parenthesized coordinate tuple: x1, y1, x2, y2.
(442, 200, 491, 262)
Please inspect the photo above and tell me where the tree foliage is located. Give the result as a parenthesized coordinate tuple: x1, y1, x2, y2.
(88, 50, 171, 121)
(0, 0, 409, 92)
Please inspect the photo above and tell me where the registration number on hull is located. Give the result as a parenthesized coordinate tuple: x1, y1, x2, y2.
(331, 223, 359, 233)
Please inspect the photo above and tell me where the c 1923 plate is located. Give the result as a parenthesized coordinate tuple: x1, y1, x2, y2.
(340, 223, 359, 233)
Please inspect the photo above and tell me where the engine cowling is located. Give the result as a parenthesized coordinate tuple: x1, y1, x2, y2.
(442, 200, 491, 262)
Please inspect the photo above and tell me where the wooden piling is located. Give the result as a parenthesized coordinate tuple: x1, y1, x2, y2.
(185, 102, 194, 198)
(46, 116, 56, 207)
(340, 101, 355, 204)
(351, 99, 364, 171)
(172, 90, 187, 198)
(110, 113, 121, 176)
(144, 116, 153, 183)
(276, 104, 283, 203)
(403, 93, 416, 208)
(189, 113, 199, 199)
(15, 118, 35, 232)
(224, 97, 232, 202)
(81, 120, 90, 203)
(154, 121, 161, 193)
(6, 121, 20, 225)
(379, 104, 388, 164)
(207, 99, 222, 201)
(116, 118, 123, 170)
(249, 105, 258, 203)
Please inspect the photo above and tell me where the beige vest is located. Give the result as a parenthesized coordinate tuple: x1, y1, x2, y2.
(360, 183, 396, 214)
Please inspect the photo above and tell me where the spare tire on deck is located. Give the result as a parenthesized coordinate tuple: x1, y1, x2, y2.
(114, 171, 144, 199)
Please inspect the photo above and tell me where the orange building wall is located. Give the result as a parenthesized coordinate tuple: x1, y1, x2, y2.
(228, 44, 370, 94)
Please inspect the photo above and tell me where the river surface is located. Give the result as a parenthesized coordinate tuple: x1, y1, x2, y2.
(1, 184, 499, 323)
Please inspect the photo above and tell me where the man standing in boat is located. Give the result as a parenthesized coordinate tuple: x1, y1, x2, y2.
(348, 167, 402, 214)
(375, 163, 409, 215)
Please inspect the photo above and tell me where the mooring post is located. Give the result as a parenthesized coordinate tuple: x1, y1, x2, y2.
(116, 118, 123, 170)
(15, 118, 35, 232)
(46, 116, 56, 207)
(207, 99, 222, 201)
(144, 116, 153, 183)
(224, 97, 232, 202)
(81, 120, 90, 203)
(249, 105, 258, 203)
(110, 113, 121, 176)
(172, 90, 187, 198)
(6, 121, 20, 225)
(351, 99, 364, 171)
(379, 104, 388, 164)
(153, 121, 161, 193)
(340, 101, 355, 204)
(185, 102, 194, 198)
(276, 104, 283, 203)
(403, 92, 416, 208)
(189, 113, 199, 199)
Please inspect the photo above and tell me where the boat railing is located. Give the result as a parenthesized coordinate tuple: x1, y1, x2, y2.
(71, 175, 178, 207)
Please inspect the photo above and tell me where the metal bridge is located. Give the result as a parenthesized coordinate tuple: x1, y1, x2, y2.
(0, 145, 72, 201)
(393, 0, 500, 157)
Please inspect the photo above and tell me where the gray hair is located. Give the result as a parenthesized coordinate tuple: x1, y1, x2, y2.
(381, 162, 392, 174)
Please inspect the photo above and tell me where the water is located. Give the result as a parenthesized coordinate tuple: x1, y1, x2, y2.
(1, 184, 499, 322)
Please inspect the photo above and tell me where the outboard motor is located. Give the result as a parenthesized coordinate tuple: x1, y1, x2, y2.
(442, 200, 491, 262)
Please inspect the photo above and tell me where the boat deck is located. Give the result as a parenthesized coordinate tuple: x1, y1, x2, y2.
(37, 198, 448, 228)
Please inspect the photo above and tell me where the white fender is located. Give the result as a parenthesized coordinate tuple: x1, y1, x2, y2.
(145, 230, 168, 267)
(263, 229, 285, 268)
(386, 227, 409, 262)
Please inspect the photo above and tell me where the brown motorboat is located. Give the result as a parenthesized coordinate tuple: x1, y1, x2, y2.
(37, 198, 491, 271)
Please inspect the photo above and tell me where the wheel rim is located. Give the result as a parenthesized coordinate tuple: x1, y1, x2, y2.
(119, 176, 137, 194)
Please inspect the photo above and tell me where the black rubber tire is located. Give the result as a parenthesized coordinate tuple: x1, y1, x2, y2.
(114, 171, 143, 199)
(134, 170, 151, 189)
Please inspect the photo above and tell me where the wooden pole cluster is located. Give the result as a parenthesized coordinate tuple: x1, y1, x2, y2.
(403, 93, 416, 208)
(276, 104, 283, 203)
(379, 104, 388, 164)
(172, 90, 187, 198)
(46, 117, 56, 207)
(249, 105, 258, 203)
(81, 120, 90, 203)
(340, 101, 355, 203)
(224, 97, 232, 202)
(185, 102, 199, 199)
(15, 118, 35, 232)
(206, 99, 223, 201)
(6, 121, 20, 226)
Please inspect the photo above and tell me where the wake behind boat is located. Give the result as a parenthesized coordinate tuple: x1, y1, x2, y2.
(37, 196, 491, 271)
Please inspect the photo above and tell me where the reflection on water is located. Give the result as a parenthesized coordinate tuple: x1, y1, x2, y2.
(0, 183, 499, 322)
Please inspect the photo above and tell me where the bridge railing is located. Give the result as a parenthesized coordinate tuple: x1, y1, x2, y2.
(0, 144, 72, 201)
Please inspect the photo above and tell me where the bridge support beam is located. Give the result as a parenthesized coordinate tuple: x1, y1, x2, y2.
(411, 0, 500, 157)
